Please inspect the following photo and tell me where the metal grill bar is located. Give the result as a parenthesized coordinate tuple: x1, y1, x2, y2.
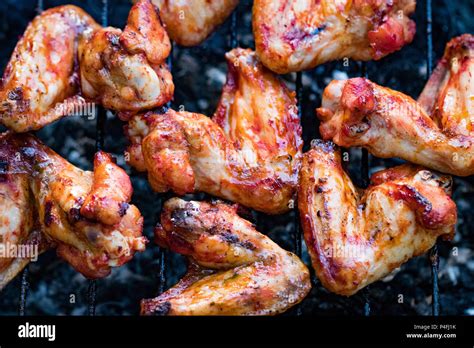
(359, 61, 371, 316)
(426, 0, 440, 316)
(95, 0, 109, 153)
(156, 249, 167, 295)
(154, 35, 176, 298)
(230, 9, 238, 49)
(36, 0, 44, 13)
(293, 71, 303, 316)
(87, 280, 97, 316)
(294, 72, 303, 260)
(18, 0, 46, 316)
(18, 268, 29, 316)
(87, 0, 109, 316)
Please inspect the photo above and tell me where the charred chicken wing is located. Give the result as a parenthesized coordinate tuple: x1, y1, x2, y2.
(125, 48, 302, 214)
(148, 0, 238, 46)
(253, 0, 416, 73)
(298, 140, 456, 296)
(141, 198, 311, 315)
(0, 0, 173, 132)
(0, 132, 146, 286)
(0, 5, 99, 132)
(317, 34, 474, 176)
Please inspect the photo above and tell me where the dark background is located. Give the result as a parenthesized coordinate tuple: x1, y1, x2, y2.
(0, 0, 473, 315)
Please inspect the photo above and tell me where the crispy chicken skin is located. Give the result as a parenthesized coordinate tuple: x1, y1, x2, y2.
(317, 35, 474, 176)
(79, 0, 174, 116)
(125, 48, 302, 214)
(141, 198, 311, 315)
(0, 173, 47, 290)
(147, 0, 238, 46)
(0, 5, 99, 132)
(0, 0, 173, 132)
(253, 0, 416, 73)
(0, 132, 146, 285)
(298, 140, 456, 296)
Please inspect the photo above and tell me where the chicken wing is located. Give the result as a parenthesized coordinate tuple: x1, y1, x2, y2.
(125, 48, 302, 214)
(0, 171, 48, 290)
(147, 0, 238, 46)
(253, 0, 416, 73)
(0, 0, 173, 132)
(79, 0, 174, 116)
(0, 5, 99, 132)
(317, 35, 474, 176)
(141, 198, 311, 315)
(298, 140, 456, 296)
(418, 34, 474, 136)
(0, 132, 146, 287)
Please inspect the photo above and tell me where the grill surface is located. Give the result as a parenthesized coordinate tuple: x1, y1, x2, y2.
(0, 0, 473, 316)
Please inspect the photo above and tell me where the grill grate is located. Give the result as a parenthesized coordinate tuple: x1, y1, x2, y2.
(86, 0, 110, 316)
(360, 61, 371, 316)
(294, 71, 303, 261)
(425, 0, 440, 317)
(15, 0, 444, 316)
(17, 0, 46, 316)
(18, 268, 29, 316)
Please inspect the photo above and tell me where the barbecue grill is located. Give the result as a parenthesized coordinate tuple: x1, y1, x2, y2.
(1, 0, 473, 316)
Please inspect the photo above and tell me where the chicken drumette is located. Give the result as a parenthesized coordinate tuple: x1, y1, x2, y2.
(0, 0, 173, 132)
(0, 133, 146, 289)
(253, 0, 416, 73)
(298, 140, 456, 296)
(317, 34, 474, 176)
(147, 0, 238, 46)
(125, 48, 302, 214)
(141, 198, 311, 315)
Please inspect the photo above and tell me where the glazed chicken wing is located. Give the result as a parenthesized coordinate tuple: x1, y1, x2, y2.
(80, 0, 174, 116)
(0, 0, 173, 132)
(298, 140, 456, 296)
(317, 34, 474, 176)
(147, 0, 238, 46)
(141, 198, 311, 315)
(0, 132, 146, 287)
(0, 172, 48, 289)
(0, 5, 99, 132)
(125, 48, 302, 214)
(418, 34, 474, 136)
(253, 0, 416, 73)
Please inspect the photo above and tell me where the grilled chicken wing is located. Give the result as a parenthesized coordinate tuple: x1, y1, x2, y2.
(147, 0, 238, 46)
(125, 48, 302, 214)
(0, 172, 48, 290)
(141, 198, 311, 315)
(253, 0, 416, 73)
(80, 0, 174, 116)
(298, 140, 456, 296)
(418, 34, 474, 136)
(317, 35, 474, 176)
(0, 5, 99, 132)
(0, 132, 146, 286)
(0, 0, 173, 132)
